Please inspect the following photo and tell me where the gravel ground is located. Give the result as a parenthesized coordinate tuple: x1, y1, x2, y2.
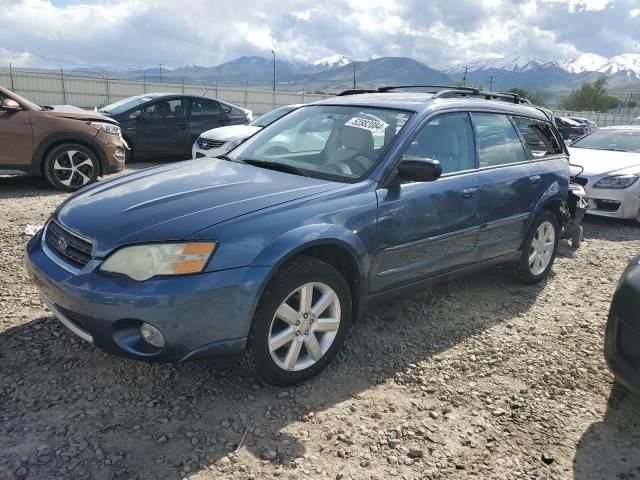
(1, 166, 640, 480)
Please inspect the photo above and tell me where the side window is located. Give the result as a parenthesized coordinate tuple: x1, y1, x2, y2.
(473, 113, 527, 168)
(141, 99, 186, 119)
(220, 103, 232, 114)
(512, 117, 563, 158)
(191, 99, 222, 117)
(403, 112, 475, 174)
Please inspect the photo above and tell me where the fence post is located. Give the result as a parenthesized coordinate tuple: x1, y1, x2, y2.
(104, 70, 110, 105)
(60, 67, 67, 104)
(143, 74, 147, 94)
(302, 88, 305, 104)
(9, 63, 14, 90)
(244, 81, 248, 108)
(215, 80, 218, 98)
(182, 76, 185, 93)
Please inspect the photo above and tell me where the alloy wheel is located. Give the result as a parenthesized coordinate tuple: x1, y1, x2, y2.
(52, 150, 95, 188)
(529, 220, 556, 275)
(268, 282, 341, 372)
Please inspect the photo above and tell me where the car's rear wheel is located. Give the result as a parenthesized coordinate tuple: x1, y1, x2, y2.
(44, 143, 99, 192)
(244, 256, 352, 386)
(513, 211, 560, 284)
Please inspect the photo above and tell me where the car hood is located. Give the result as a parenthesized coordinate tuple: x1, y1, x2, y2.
(56, 159, 341, 257)
(44, 105, 118, 124)
(568, 147, 640, 177)
(200, 125, 261, 142)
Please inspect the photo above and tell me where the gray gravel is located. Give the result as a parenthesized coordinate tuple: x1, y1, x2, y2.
(1, 166, 640, 480)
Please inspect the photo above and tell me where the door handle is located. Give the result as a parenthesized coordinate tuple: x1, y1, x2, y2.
(176, 123, 189, 130)
(529, 174, 541, 185)
(462, 187, 479, 198)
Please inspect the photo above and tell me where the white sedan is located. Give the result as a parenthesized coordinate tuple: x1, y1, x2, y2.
(192, 104, 301, 159)
(568, 126, 640, 225)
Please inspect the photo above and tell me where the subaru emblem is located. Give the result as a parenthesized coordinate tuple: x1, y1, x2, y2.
(56, 237, 68, 251)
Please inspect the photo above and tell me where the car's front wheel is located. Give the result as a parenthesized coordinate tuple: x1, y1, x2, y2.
(513, 211, 560, 284)
(244, 256, 352, 386)
(43, 143, 99, 192)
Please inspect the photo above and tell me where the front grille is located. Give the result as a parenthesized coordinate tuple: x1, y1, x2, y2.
(44, 221, 93, 268)
(595, 199, 620, 212)
(196, 137, 225, 150)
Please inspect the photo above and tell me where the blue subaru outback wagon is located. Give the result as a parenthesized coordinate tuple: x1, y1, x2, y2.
(26, 86, 569, 385)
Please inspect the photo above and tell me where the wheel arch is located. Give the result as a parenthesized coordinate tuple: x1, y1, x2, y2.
(33, 132, 107, 177)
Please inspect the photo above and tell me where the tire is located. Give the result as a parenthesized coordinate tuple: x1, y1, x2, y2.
(43, 143, 99, 192)
(243, 255, 352, 386)
(513, 211, 560, 284)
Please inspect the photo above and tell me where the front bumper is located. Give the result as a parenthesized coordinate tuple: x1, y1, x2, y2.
(583, 183, 640, 220)
(605, 258, 640, 395)
(25, 229, 271, 362)
(96, 132, 126, 174)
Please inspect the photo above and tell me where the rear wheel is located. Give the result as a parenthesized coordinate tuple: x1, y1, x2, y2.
(43, 143, 99, 192)
(243, 256, 352, 386)
(513, 211, 560, 284)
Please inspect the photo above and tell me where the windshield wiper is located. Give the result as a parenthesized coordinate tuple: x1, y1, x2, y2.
(216, 154, 234, 162)
(242, 159, 309, 177)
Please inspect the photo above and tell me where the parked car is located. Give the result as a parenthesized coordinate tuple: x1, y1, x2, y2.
(630, 117, 640, 126)
(99, 93, 251, 160)
(569, 116, 598, 133)
(0, 86, 125, 191)
(555, 116, 588, 141)
(605, 254, 640, 395)
(26, 87, 569, 385)
(193, 104, 301, 159)
(568, 126, 640, 225)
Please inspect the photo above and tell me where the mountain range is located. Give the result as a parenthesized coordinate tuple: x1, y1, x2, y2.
(71, 53, 640, 105)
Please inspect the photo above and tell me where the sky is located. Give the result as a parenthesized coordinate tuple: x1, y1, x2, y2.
(0, 0, 639, 70)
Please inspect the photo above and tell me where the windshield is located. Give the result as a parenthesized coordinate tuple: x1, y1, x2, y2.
(571, 129, 640, 153)
(100, 94, 158, 115)
(251, 105, 297, 127)
(228, 105, 413, 182)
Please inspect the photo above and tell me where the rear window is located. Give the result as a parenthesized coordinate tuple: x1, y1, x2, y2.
(512, 117, 564, 158)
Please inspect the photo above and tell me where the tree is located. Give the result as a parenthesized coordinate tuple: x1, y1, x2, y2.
(507, 87, 545, 106)
(559, 78, 620, 112)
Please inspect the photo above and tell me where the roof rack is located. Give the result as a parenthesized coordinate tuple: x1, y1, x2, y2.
(337, 84, 533, 105)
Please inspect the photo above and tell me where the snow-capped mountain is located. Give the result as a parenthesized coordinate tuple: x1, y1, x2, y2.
(561, 53, 608, 74)
(446, 55, 553, 74)
(564, 53, 640, 79)
(312, 54, 351, 69)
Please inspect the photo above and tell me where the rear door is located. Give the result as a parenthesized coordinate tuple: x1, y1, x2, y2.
(373, 112, 480, 292)
(189, 98, 230, 144)
(134, 98, 190, 158)
(472, 112, 544, 260)
(0, 92, 33, 168)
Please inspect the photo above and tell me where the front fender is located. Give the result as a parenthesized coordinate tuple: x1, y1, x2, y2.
(252, 223, 370, 274)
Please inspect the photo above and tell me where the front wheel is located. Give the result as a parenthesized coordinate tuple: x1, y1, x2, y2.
(43, 143, 99, 192)
(513, 211, 560, 284)
(243, 256, 352, 386)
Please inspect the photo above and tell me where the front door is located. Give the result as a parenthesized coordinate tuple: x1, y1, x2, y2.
(0, 93, 33, 167)
(135, 98, 190, 158)
(373, 112, 480, 292)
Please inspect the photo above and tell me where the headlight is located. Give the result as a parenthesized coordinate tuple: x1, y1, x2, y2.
(100, 242, 216, 281)
(90, 122, 121, 136)
(593, 175, 639, 189)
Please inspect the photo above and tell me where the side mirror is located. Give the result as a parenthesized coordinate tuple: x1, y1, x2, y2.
(1, 99, 21, 112)
(397, 158, 442, 183)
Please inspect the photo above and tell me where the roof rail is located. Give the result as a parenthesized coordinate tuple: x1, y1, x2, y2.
(377, 85, 478, 93)
(337, 89, 379, 96)
(432, 88, 532, 105)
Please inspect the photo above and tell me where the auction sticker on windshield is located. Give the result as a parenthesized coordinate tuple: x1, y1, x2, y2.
(345, 117, 388, 132)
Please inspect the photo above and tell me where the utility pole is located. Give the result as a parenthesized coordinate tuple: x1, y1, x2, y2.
(462, 65, 468, 86)
(627, 91, 633, 115)
(271, 50, 276, 91)
(9, 62, 14, 90)
(157, 63, 164, 83)
(353, 62, 356, 88)
(487, 75, 496, 91)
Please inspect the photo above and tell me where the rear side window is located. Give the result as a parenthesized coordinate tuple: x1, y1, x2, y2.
(473, 113, 527, 167)
(191, 99, 222, 116)
(512, 117, 563, 158)
(404, 112, 476, 174)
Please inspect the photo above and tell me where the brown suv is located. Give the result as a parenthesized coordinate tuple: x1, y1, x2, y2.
(0, 86, 125, 191)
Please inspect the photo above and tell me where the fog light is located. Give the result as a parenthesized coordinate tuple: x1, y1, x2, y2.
(140, 322, 165, 348)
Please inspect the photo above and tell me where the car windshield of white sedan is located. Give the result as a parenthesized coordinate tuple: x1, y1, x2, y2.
(571, 129, 640, 153)
(229, 105, 413, 181)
